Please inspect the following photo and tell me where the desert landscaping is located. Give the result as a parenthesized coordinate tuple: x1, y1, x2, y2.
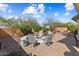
(0, 3, 79, 56)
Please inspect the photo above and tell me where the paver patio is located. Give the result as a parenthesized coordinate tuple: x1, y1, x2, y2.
(23, 33, 79, 56)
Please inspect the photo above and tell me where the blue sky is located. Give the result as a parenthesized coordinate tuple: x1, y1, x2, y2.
(0, 3, 77, 23)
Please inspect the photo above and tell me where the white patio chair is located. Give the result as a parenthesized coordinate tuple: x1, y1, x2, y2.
(28, 34, 38, 47)
(38, 30, 43, 37)
(20, 36, 29, 47)
(45, 31, 53, 46)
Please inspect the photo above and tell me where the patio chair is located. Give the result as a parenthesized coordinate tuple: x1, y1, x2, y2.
(38, 30, 43, 37)
(45, 34, 53, 46)
(28, 34, 38, 47)
(47, 31, 53, 35)
(20, 36, 29, 47)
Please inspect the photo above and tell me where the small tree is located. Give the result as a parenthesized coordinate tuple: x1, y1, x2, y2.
(16, 18, 39, 35)
(43, 18, 54, 31)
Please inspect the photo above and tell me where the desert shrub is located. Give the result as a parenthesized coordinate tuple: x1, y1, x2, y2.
(67, 22, 78, 33)
(18, 25, 33, 35)
(17, 18, 39, 35)
(43, 18, 67, 31)
(33, 25, 43, 32)
(52, 21, 67, 28)
(43, 27, 50, 35)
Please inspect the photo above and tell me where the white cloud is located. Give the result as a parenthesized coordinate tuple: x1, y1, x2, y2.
(8, 9, 12, 13)
(32, 4, 37, 7)
(14, 16, 18, 19)
(22, 5, 38, 15)
(0, 3, 12, 13)
(65, 3, 74, 11)
(6, 16, 13, 19)
(22, 4, 45, 18)
(54, 12, 59, 16)
(0, 3, 8, 12)
(65, 12, 70, 16)
(5, 16, 18, 19)
(8, 16, 13, 19)
(33, 14, 42, 18)
(38, 4, 45, 14)
(59, 18, 68, 23)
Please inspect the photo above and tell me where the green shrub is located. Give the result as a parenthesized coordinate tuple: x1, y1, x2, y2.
(43, 27, 50, 35)
(33, 25, 43, 32)
(19, 25, 33, 35)
(52, 21, 67, 28)
(17, 18, 39, 35)
(67, 22, 78, 33)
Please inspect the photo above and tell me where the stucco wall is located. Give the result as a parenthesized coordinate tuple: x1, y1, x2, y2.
(0, 28, 26, 55)
(0, 28, 24, 38)
(53, 27, 68, 33)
